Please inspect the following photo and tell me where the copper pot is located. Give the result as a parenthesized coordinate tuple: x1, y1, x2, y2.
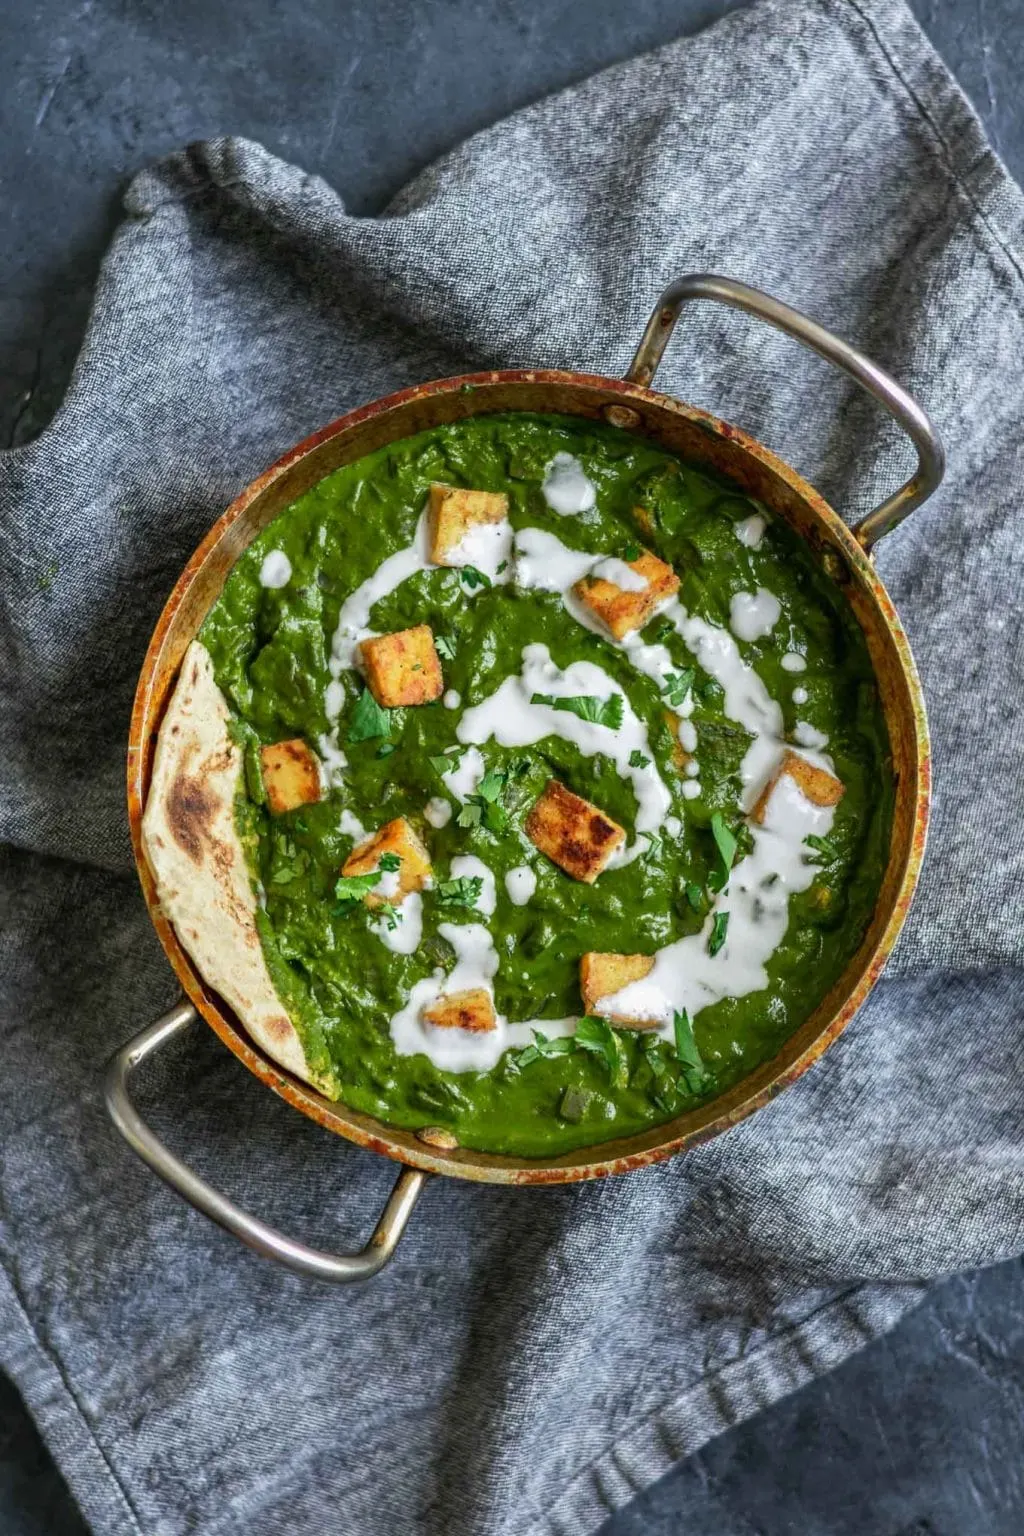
(106, 275, 943, 1281)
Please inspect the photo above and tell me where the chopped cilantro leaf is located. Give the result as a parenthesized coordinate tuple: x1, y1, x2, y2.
(347, 687, 392, 744)
(461, 565, 491, 589)
(333, 871, 380, 907)
(685, 882, 704, 911)
(530, 692, 624, 730)
(435, 634, 458, 660)
(662, 669, 695, 709)
(518, 1030, 576, 1067)
(455, 800, 483, 829)
(575, 1017, 628, 1088)
(378, 852, 401, 872)
(710, 811, 737, 880)
(708, 911, 729, 956)
(436, 875, 484, 909)
(805, 833, 837, 862)
(629, 749, 651, 770)
(622, 543, 641, 562)
(476, 768, 506, 802)
(673, 1009, 702, 1071)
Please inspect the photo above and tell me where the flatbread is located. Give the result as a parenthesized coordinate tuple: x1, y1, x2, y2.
(142, 640, 328, 1094)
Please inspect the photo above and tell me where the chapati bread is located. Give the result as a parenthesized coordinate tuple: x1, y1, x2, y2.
(141, 640, 329, 1094)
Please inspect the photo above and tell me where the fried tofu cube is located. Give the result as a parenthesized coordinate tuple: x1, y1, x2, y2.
(572, 548, 680, 640)
(427, 483, 509, 566)
(422, 988, 497, 1033)
(525, 779, 626, 883)
(580, 952, 657, 1026)
(341, 817, 432, 907)
(359, 625, 443, 708)
(259, 739, 321, 815)
(751, 749, 845, 824)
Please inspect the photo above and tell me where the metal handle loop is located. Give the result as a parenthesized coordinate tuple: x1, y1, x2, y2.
(627, 273, 945, 552)
(104, 1000, 426, 1282)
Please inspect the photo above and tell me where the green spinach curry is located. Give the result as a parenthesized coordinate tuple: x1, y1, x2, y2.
(200, 412, 892, 1157)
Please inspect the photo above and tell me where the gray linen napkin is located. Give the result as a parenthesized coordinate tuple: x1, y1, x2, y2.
(2, 0, 1023, 1530)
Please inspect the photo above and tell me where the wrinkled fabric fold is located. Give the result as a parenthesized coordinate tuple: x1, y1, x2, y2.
(1, 0, 1022, 1531)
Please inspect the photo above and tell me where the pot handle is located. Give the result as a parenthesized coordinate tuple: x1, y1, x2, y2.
(104, 1000, 427, 1282)
(626, 273, 945, 552)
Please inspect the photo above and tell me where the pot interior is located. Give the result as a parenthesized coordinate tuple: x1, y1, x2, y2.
(128, 369, 928, 1184)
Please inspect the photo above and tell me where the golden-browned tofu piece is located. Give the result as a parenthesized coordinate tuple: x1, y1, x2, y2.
(422, 988, 497, 1033)
(427, 483, 509, 565)
(359, 624, 443, 708)
(580, 952, 656, 1026)
(572, 548, 680, 640)
(751, 749, 845, 824)
(525, 779, 626, 883)
(341, 817, 432, 906)
(259, 739, 321, 815)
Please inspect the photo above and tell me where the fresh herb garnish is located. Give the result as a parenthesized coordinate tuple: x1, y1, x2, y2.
(805, 833, 837, 862)
(530, 692, 625, 730)
(642, 832, 663, 860)
(456, 767, 508, 833)
(435, 875, 484, 909)
(629, 749, 651, 770)
(575, 1017, 629, 1088)
(673, 1010, 706, 1094)
(662, 669, 695, 709)
(347, 687, 392, 744)
(685, 882, 704, 911)
(378, 852, 401, 872)
(708, 911, 730, 956)
(461, 564, 491, 589)
(622, 542, 641, 562)
(709, 811, 737, 880)
(332, 871, 381, 907)
(435, 634, 458, 660)
(496, 560, 508, 574)
(517, 1029, 577, 1067)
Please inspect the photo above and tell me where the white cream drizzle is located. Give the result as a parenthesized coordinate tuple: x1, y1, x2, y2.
(373, 890, 423, 955)
(504, 865, 537, 906)
(542, 452, 596, 515)
(338, 808, 367, 842)
(442, 745, 485, 802)
(259, 550, 292, 588)
(589, 556, 648, 591)
(781, 651, 807, 673)
(317, 730, 348, 790)
(446, 518, 513, 581)
(729, 588, 782, 643)
(793, 720, 829, 750)
(734, 513, 767, 549)
(792, 686, 809, 706)
(443, 689, 462, 710)
(424, 796, 452, 829)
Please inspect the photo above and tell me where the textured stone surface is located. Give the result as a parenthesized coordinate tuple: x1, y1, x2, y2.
(2, 2, 1022, 1533)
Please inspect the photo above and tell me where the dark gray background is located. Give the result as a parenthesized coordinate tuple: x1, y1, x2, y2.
(3, 1, 1022, 1532)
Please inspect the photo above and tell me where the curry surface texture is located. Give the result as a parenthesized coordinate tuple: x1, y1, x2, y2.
(199, 412, 892, 1157)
